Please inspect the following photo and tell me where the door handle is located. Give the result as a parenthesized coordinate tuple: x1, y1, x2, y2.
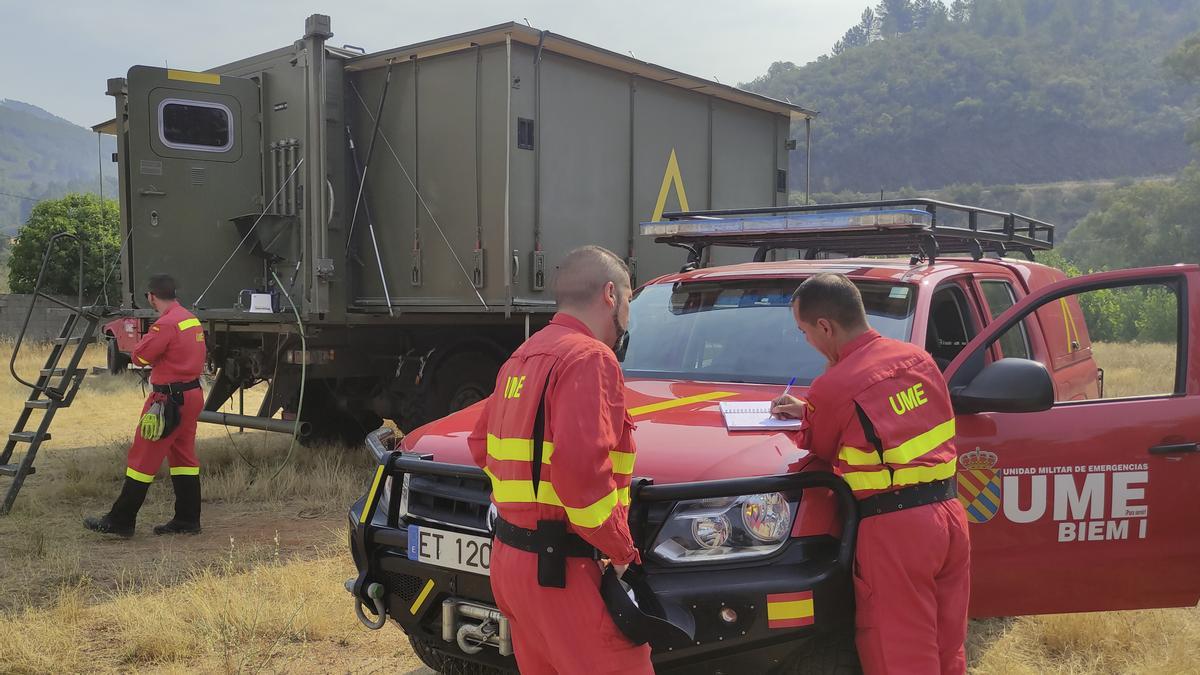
(139, 188, 166, 196)
(1149, 442, 1198, 455)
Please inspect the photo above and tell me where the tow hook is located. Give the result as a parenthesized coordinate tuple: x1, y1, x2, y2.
(345, 578, 387, 630)
(442, 598, 513, 656)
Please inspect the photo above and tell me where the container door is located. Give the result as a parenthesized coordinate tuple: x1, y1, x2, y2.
(123, 66, 262, 309)
(945, 265, 1200, 617)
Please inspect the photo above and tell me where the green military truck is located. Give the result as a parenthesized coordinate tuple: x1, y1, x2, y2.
(96, 14, 813, 440)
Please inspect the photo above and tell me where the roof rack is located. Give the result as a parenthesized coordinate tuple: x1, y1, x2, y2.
(646, 198, 1054, 268)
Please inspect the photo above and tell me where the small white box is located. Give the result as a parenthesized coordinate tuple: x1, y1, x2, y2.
(248, 293, 275, 313)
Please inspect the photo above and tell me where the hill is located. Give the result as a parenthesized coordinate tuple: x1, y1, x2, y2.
(0, 99, 117, 236)
(744, 0, 1200, 193)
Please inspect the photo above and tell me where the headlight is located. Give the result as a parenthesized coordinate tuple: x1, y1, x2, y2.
(652, 493, 796, 563)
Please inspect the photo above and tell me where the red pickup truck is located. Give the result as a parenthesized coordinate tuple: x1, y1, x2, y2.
(347, 201, 1200, 673)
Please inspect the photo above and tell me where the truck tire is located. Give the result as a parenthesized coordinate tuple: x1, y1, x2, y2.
(427, 352, 501, 421)
(106, 335, 130, 375)
(408, 635, 514, 675)
(776, 630, 861, 674)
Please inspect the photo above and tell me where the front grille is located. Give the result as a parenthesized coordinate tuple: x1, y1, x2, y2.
(379, 570, 425, 603)
(403, 473, 490, 533)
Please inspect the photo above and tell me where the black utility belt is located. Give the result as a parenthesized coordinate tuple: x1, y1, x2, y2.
(152, 379, 201, 395)
(493, 517, 597, 588)
(858, 478, 957, 518)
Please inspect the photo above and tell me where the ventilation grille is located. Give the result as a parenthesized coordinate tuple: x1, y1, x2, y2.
(189, 167, 207, 186)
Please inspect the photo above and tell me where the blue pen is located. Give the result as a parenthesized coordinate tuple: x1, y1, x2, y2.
(781, 376, 797, 398)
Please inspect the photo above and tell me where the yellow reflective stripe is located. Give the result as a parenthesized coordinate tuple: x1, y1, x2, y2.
(882, 419, 956, 465)
(628, 391, 736, 417)
(410, 579, 435, 615)
(843, 470, 891, 492)
(892, 457, 957, 487)
(618, 486, 631, 506)
(125, 467, 155, 483)
(169, 466, 200, 476)
(177, 318, 201, 331)
(135, 355, 150, 366)
(838, 446, 880, 467)
(167, 69, 220, 85)
(563, 489, 620, 529)
(359, 465, 386, 524)
(486, 434, 557, 462)
(609, 451, 636, 475)
(484, 468, 620, 528)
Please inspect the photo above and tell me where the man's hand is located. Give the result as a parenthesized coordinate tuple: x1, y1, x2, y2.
(770, 394, 808, 420)
(598, 558, 630, 579)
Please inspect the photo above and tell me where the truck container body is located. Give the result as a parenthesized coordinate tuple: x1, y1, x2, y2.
(98, 15, 812, 433)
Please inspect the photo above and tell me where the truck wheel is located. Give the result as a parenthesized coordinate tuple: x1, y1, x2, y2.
(408, 635, 514, 675)
(776, 630, 861, 674)
(428, 352, 501, 421)
(106, 335, 130, 375)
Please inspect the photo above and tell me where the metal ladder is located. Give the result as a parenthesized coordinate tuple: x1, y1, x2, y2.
(1, 231, 110, 514)
(0, 312, 100, 513)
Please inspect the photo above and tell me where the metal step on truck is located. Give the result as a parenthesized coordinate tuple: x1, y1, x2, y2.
(92, 13, 814, 445)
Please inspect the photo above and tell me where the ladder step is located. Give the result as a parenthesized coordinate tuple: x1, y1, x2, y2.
(39, 368, 86, 378)
(23, 400, 53, 410)
(0, 464, 35, 477)
(9, 432, 50, 443)
(52, 336, 96, 345)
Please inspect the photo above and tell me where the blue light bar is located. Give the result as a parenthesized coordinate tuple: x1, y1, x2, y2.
(640, 208, 933, 237)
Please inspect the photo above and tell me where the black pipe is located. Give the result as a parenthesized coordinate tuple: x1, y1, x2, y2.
(198, 411, 311, 437)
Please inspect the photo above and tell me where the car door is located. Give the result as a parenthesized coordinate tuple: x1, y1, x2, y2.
(944, 264, 1200, 617)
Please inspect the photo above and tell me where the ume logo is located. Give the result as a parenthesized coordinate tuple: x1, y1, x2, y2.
(1001, 470, 1149, 542)
(889, 383, 928, 415)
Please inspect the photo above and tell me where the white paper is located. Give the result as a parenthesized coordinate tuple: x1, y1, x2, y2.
(718, 401, 805, 431)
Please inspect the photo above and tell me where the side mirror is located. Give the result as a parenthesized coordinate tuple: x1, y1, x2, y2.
(950, 358, 1053, 414)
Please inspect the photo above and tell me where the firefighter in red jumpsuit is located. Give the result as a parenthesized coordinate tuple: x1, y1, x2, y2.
(84, 274, 207, 538)
(772, 273, 970, 675)
(468, 246, 652, 675)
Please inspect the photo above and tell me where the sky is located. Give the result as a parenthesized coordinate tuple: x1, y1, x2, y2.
(0, 0, 863, 127)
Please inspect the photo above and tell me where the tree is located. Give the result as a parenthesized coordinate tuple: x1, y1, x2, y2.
(876, 0, 916, 37)
(834, 8, 882, 54)
(913, 0, 950, 30)
(8, 193, 120, 300)
(949, 0, 972, 22)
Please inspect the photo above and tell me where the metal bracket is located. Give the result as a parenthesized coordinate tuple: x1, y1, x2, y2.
(411, 247, 423, 287)
(531, 251, 546, 291)
(472, 249, 486, 289)
(316, 258, 335, 279)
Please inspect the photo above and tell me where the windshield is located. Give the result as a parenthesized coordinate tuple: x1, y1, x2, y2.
(620, 279, 916, 385)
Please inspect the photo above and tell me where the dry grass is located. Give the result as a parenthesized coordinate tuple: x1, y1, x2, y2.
(1092, 341, 1177, 399)
(0, 339, 1196, 673)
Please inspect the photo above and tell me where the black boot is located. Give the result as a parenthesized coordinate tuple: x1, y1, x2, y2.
(83, 476, 150, 538)
(154, 474, 201, 535)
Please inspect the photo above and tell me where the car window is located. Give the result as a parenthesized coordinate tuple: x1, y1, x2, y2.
(925, 284, 978, 370)
(979, 280, 1031, 359)
(620, 280, 916, 386)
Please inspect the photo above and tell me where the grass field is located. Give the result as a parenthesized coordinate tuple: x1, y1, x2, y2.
(0, 339, 1195, 673)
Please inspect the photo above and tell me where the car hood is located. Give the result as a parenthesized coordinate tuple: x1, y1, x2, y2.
(401, 378, 819, 483)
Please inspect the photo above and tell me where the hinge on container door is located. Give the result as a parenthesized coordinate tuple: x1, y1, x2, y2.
(472, 248, 485, 289)
(411, 245, 423, 287)
(531, 251, 546, 291)
(627, 256, 638, 288)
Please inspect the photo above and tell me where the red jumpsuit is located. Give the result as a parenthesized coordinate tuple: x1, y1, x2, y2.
(801, 330, 970, 675)
(469, 313, 652, 675)
(125, 302, 206, 483)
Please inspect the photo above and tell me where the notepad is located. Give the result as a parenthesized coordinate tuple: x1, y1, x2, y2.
(718, 401, 806, 431)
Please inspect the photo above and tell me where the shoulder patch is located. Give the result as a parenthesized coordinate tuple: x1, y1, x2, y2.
(150, 326, 160, 332)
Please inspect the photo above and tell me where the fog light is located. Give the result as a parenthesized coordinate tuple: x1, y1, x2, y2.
(691, 515, 730, 549)
(719, 607, 738, 624)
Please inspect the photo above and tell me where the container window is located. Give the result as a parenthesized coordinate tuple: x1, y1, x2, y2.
(158, 98, 234, 152)
(776, 169, 787, 193)
(517, 118, 535, 150)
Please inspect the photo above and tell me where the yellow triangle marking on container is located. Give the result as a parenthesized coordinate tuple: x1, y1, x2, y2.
(650, 148, 691, 222)
(629, 391, 735, 418)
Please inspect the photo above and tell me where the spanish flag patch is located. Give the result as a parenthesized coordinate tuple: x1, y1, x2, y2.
(766, 591, 814, 629)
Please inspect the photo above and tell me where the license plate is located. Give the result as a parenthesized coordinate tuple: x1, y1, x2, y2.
(408, 525, 492, 576)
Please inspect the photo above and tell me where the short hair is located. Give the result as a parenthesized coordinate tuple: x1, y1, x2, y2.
(552, 246, 630, 309)
(790, 273, 868, 329)
(146, 274, 177, 300)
